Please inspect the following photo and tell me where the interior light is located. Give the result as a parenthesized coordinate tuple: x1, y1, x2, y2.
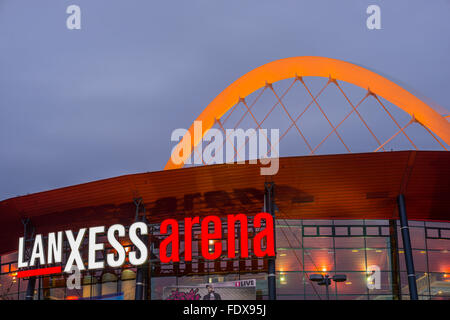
(352, 250, 359, 253)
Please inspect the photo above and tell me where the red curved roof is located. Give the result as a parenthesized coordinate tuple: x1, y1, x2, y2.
(0, 151, 449, 255)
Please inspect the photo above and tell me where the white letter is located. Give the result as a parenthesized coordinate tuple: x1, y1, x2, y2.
(88, 226, 105, 270)
(203, 128, 223, 165)
(18, 237, 28, 268)
(193, 121, 203, 165)
(367, 265, 381, 289)
(129, 222, 148, 266)
(107, 224, 126, 268)
(66, 265, 81, 290)
(65, 229, 86, 272)
(47, 231, 63, 264)
(260, 129, 279, 176)
(225, 128, 257, 164)
(66, 5, 81, 30)
(171, 128, 191, 165)
(366, 5, 381, 30)
(29, 234, 45, 266)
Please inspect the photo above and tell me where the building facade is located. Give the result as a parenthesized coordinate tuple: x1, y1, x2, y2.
(1, 218, 449, 300)
(0, 151, 449, 300)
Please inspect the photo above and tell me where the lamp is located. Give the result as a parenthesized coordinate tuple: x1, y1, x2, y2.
(309, 273, 347, 299)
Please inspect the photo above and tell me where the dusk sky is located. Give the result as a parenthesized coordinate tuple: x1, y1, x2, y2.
(1, 1, 449, 200)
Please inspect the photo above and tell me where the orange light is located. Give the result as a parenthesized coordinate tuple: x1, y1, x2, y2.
(280, 272, 287, 284)
(66, 296, 79, 300)
(165, 56, 450, 171)
(9, 266, 18, 277)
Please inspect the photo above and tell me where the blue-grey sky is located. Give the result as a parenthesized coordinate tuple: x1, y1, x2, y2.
(0, 0, 449, 200)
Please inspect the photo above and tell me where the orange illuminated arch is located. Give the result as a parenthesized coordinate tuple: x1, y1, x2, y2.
(165, 56, 450, 170)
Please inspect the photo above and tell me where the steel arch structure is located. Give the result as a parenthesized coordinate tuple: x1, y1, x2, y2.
(165, 56, 450, 170)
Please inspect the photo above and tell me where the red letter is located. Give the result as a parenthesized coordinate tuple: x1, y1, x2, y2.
(184, 217, 199, 261)
(160, 219, 179, 263)
(253, 212, 275, 257)
(201, 216, 222, 260)
(227, 214, 248, 258)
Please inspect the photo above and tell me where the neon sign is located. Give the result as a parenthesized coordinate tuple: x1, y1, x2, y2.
(17, 212, 275, 276)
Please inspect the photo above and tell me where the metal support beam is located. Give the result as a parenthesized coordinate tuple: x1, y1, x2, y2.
(135, 267, 145, 300)
(146, 251, 152, 300)
(397, 194, 418, 300)
(389, 219, 401, 300)
(22, 218, 36, 300)
(264, 182, 276, 300)
(146, 225, 154, 300)
(25, 277, 36, 300)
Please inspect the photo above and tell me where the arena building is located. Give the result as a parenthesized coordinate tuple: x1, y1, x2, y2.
(1, 57, 449, 300)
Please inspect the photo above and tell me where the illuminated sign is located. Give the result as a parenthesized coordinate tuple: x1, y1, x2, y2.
(164, 279, 257, 300)
(17, 212, 274, 277)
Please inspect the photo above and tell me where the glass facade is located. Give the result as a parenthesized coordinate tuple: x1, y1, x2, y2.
(275, 219, 450, 300)
(1, 219, 449, 300)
